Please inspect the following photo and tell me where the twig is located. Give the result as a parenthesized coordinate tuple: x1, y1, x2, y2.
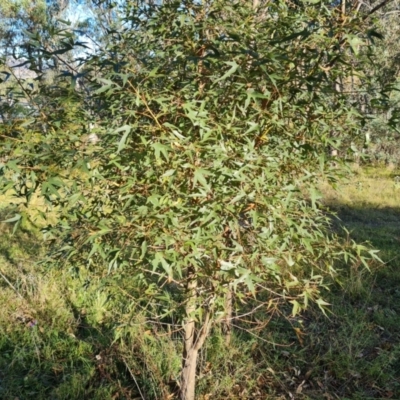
(0, 134, 24, 142)
(0, 268, 23, 299)
(231, 322, 294, 347)
(122, 357, 146, 400)
(365, 0, 396, 17)
(228, 301, 271, 320)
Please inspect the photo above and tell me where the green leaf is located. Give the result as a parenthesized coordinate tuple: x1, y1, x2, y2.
(115, 125, 132, 153)
(193, 168, 211, 191)
(152, 253, 171, 277)
(2, 214, 21, 223)
(152, 143, 169, 161)
(315, 298, 331, 316)
(214, 61, 239, 83)
(141, 240, 147, 259)
(290, 300, 301, 317)
(345, 35, 363, 56)
(309, 187, 322, 210)
(94, 84, 112, 94)
(162, 169, 176, 178)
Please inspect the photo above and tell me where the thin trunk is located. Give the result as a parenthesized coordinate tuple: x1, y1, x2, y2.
(180, 270, 197, 400)
(180, 268, 211, 400)
(180, 347, 198, 400)
(222, 285, 233, 345)
(180, 316, 211, 400)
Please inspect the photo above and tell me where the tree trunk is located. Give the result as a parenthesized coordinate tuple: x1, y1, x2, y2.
(222, 285, 233, 345)
(180, 268, 198, 400)
(180, 316, 211, 400)
(180, 347, 199, 400)
(179, 268, 211, 400)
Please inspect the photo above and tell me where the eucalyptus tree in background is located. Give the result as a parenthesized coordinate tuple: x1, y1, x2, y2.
(356, 0, 400, 163)
(0, 1, 393, 399)
(0, 0, 47, 57)
(0, 0, 97, 128)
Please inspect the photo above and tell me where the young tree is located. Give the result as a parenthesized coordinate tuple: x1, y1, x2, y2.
(0, 1, 385, 398)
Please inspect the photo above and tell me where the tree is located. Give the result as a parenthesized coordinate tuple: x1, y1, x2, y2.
(356, 0, 400, 164)
(0, 1, 385, 398)
(0, 0, 47, 55)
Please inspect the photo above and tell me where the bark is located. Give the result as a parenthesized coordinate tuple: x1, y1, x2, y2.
(180, 268, 212, 400)
(180, 314, 211, 400)
(180, 271, 197, 400)
(222, 285, 233, 345)
(180, 347, 199, 400)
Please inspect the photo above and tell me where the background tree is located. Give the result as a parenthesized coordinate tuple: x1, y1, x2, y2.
(360, 0, 400, 164)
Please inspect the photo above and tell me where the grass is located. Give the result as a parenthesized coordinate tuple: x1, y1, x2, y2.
(1, 166, 400, 399)
(0, 205, 182, 399)
(316, 165, 400, 398)
(0, 221, 117, 399)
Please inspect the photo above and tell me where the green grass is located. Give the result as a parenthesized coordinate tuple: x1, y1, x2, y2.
(315, 165, 400, 398)
(1, 166, 400, 399)
(0, 220, 118, 399)
(0, 212, 176, 399)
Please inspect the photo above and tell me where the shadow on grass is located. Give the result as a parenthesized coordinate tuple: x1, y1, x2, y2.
(329, 202, 400, 267)
(243, 199, 400, 399)
(316, 201, 400, 399)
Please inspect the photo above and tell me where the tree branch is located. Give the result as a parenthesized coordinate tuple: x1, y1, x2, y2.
(365, 0, 396, 17)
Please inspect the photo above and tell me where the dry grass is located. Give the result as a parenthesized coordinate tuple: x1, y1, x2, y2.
(321, 164, 400, 209)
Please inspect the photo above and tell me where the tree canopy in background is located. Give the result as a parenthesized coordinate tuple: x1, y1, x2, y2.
(0, 0, 398, 398)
